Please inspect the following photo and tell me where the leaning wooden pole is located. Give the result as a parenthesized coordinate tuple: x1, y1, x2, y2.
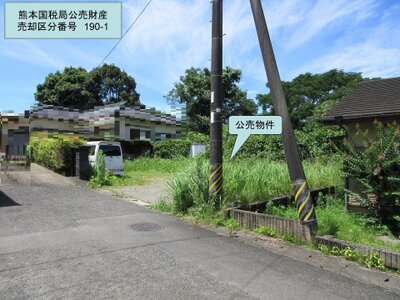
(209, 0, 223, 207)
(249, 0, 317, 240)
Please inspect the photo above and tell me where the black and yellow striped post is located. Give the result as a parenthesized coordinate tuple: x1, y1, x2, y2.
(293, 179, 316, 224)
(250, 0, 317, 240)
(209, 0, 223, 207)
(209, 164, 223, 200)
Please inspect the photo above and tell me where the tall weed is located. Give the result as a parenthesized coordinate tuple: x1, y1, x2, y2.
(169, 157, 342, 211)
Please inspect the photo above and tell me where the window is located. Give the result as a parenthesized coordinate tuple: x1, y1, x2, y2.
(99, 145, 121, 157)
(130, 129, 140, 140)
(115, 121, 120, 136)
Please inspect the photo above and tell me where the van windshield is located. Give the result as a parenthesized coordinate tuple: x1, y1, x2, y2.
(99, 145, 121, 157)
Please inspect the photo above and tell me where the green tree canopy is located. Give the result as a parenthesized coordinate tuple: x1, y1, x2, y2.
(35, 64, 140, 109)
(166, 66, 257, 133)
(35, 66, 99, 109)
(256, 69, 365, 128)
(90, 64, 140, 105)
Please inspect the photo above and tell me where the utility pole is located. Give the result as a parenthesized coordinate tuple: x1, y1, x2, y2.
(249, 0, 317, 239)
(209, 0, 223, 206)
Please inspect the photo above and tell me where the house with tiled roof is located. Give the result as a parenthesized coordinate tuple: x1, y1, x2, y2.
(322, 77, 400, 146)
(322, 77, 400, 210)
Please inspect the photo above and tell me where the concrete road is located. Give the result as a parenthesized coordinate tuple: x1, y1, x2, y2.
(1, 172, 400, 299)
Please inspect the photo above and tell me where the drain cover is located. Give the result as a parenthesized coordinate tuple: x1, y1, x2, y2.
(129, 222, 163, 232)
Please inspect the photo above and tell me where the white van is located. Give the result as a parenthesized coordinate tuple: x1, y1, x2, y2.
(87, 141, 124, 176)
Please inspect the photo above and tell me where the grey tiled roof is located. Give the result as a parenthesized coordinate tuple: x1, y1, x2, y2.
(322, 77, 400, 124)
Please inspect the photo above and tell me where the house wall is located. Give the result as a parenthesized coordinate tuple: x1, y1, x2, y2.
(1, 105, 184, 156)
(345, 117, 400, 147)
(344, 117, 400, 210)
(0, 114, 30, 155)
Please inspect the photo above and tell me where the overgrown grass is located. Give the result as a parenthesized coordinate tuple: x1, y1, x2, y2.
(168, 156, 343, 211)
(166, 156, 400, 253)
(266, 198, 400, 253)
(106, 157, 190, 186)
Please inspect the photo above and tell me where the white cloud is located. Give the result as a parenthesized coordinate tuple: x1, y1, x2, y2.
(0, 40, 66, 69)
(286, 0, 377, 50)
(120, 0, 211, 84)
(117, 0, 314, 96)
(298, 43, 400, 79)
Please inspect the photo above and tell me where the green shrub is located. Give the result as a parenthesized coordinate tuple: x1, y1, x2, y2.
(89, 150, 109, 187)
(153, 139, 191, 158)
(343, 121, 400, 231)
(316, 245, 385, 271)
(224, 218, 240, 236)
(153, 131, 209, 159)
(223, 123, 343, 161)
(255, 226, 277, 237)
(168, 157, 209, 213)
(29, 135, 84, 173)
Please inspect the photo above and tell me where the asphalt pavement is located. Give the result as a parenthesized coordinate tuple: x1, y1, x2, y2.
(1, 166, 400, 299)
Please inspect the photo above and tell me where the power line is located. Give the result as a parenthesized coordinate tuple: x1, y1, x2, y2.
(56, 0, 153, 107)
(98, 0, 153, 66)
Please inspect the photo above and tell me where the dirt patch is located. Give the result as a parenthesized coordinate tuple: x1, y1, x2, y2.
(108, 177, 170, 205)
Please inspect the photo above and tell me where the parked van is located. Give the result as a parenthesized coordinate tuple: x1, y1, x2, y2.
(87, 141, 124, 176)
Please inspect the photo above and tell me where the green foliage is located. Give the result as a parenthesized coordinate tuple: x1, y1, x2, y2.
(223, 123, 343, 162)
(125, 157, 188, 174)
(35, 64, 140, 108)
(316, 245, 385, 271)
(223, 124, 285, 160)
(267, 199, 400, 253)
(90, 63, 140, 105)
(89, 150, 109, 187)
(265, 203, 298, 220)
(103, 157, 189, 187)
(168, 157, 342, 212)
(254, 225, 302, 244)
(153, 131, 209, 159)
(120, 141, 154, 159)
(365, 251, 385, 270)
(186, 204, 226, 226)
(166, 66, 257, 134)
(168, 157, 209, 213)
(224, 218, 240, 236)
(257, 69, 364, 129)
(295, 125, 345, 160)
(151, 199, 173, 213)
(29, 135, 84, 173)
(330, 246, 342, 256)
(343, 121, 400, 230)
(255, 226, 277, 238)
(35, 66, 99, 109)
(317, 243, 330, 254)
(282, 233, 303, 245)
(153, 139, 191, 159)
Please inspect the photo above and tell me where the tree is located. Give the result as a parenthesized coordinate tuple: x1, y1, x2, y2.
(35, 66, 100, 109)
(35, 64, 140, 109)
(166, 66, 257, 133)
(256, 69, 365, 129)
(89, 64, 140, 105)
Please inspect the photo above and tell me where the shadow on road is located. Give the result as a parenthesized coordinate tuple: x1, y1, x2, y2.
(0, 190, 20, 207)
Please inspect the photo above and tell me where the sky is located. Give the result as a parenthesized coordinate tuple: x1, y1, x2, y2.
(1, 0, 400, 113)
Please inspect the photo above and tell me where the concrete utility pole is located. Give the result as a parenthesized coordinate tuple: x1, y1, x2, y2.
(249, 0, 317, 238)
(209, 0, 223, 206)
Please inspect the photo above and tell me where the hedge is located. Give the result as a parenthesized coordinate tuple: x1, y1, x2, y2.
(28, 135, 85, 174)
